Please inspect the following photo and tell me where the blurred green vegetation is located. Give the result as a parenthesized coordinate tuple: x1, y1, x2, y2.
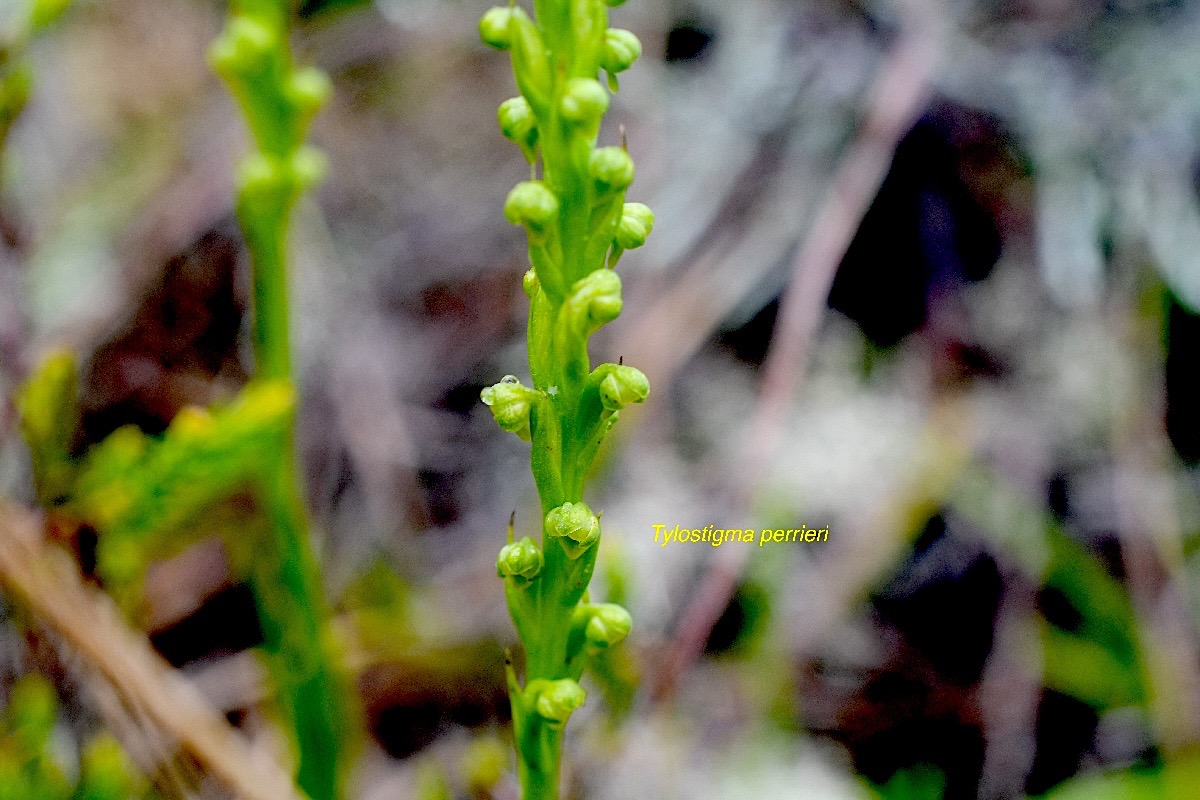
(0, 674, 151, 800)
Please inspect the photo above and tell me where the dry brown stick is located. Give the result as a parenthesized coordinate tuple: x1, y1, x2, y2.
(975, 574, 1040, 799)
(745, 15, 945, 493)
(616, 152, 814, 393)
(0, 502, 304, 800)
(652, 5, 946, 702)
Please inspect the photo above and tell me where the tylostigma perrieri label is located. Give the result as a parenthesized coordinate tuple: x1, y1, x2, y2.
(652, 524, 830, 547)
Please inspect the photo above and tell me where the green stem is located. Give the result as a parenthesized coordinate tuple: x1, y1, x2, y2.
(241, 168, 348, 800)
(483, 3, 651, 797)
(213, 1, 353, 796)
(516, 724, 563, 800)
(254, 443, 346, 800)
(245, 207, 292, 383)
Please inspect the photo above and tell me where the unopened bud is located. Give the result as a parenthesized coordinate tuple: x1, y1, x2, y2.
(615, 202, 654, 250)
(237, 153, 286, 211)
(600, 29, 641, 74)
(287, 67, 332, 119)
(463, 737, 508, 794)
(237, 148, 325, 214)
(481, 376, 539, 441)
(530, 679, 586, 728)
(0, 66, 31, 121)
(504, 181, 559, 237)
(560, 78, 608, 125)
(168, 407, 216, 441)
(545, 501, 600, 558)
(8, 675, 57, 752)
(290, 145, 328, 191)
(79, 734, 138, 800)
(584, 603, 632, 647)
(31, 0, 72, 30)
(498, 96, 538, 160)
(479, 7, 514, 49)
(497, 536, 543, 581)
(209, 16, 275, 79)
(567, 270, 623, 336)
(589, 147, 635, 194)
(600, 365, 649, 411)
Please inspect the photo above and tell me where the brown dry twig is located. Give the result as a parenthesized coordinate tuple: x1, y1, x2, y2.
(0, 502, 304, 800)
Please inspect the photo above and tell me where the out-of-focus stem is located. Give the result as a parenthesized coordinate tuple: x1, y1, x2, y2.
(214, 0, 354, 796)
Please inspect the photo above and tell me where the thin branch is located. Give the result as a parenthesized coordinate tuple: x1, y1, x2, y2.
(744, 12, 945, 489)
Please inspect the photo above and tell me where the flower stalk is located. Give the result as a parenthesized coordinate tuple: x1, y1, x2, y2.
(209, 4, 352, 800)
(480, 2, 652, 798)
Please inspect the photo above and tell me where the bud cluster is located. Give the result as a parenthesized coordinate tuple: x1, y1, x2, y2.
(480, 1, 655, 289)
(209, 6, 332, 237)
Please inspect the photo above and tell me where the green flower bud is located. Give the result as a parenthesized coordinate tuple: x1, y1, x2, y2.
(290, 145, 328, 191)
(504, 181, 559, 237)
(615, 202, 654, 250)
(522, 268, 540, 298)
(235, 379, 297, 431)
(96, 535, 145, 596)
(600, 365, 649, 411)
(287, 67, 333, 119)
(567, 269, 623, 336)
(600, 29, 641, 74)
(0, 751, 23, 800)
(17, 349, 78, 503)
(560, 78, 609, 125)
(529, 679, 586, 728)
(236, 148, 325, 217)
(584, 603, 632, 647)
(589, 147, 635, 194)
(167, 407, 216, 442)
(479, 7, 513, 49)
(498, 96, 538, 161)
(497, 536, 543, 581)
(208, 16, 275, 80)
(545, 501, 600, 558)
(481, 376, 539, 441)
(237, 153, 286, 211)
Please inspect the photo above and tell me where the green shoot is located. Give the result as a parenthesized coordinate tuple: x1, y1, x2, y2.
(479, 1, 652, 797)
(209, 1, 352, 798)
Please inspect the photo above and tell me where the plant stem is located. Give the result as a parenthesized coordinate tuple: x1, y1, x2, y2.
(481, 2, 653, 796)
(239, 134, 348, 800)
(246, 216, 291, 383)
(211, 1, 353, 796)
(515, 723, 563, 800)
(253, 437, 346, 800)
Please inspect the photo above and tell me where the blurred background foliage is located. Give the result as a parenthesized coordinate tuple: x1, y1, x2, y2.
(3, 0, 1200, 798)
